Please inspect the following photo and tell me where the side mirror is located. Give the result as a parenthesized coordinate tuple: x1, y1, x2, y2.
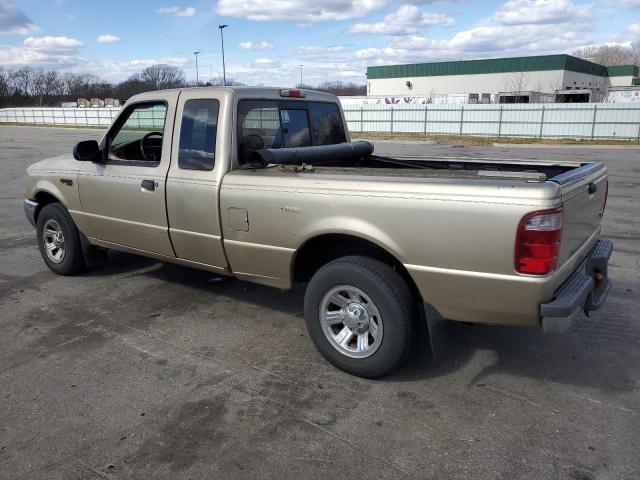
(73, 140, 101, 162)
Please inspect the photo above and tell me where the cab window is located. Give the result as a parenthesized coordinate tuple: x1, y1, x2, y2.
(309, 102, 346, 145)
(178, 99, 219, 171)
(109, 102, 167, 163)
(237, 100, 345, 164)
(280, 109, 310, 147)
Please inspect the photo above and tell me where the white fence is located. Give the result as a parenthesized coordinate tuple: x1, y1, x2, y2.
(343, 103, 640, 140)
(0, 107, 120, 126)
(2, 103, 640, 140)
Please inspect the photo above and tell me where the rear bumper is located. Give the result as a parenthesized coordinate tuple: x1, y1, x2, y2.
(540, 239, 613, 334)
(24, 199, 38, 228)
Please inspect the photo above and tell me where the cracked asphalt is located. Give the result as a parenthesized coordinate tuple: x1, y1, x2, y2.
(0, 126, 638, 479)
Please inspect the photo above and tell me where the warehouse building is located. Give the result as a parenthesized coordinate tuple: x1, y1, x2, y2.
(366, 54, 639, 103)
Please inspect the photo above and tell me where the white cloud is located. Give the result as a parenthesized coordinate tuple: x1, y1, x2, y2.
(0, 0, 40, 35)
(604, 0, 640, 9)
(96, 34, 120, 44)
(23, 36, 84, 54)
(0, 36, 84, 67)
(217, 0, 386, 22)
(239, 41, 273, 50)
(625, 22, 640, 36)
(356, 24, 592, 64)
(348, 5, 454, 35)
(156, 6, 196, 17)
(494, 0, 590, 25)
(250, 57, 279, 67)
(355, 0, 595, 65)
(298, 45, 348, 54)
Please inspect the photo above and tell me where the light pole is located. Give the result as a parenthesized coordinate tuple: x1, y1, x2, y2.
(194, 51, 200, 86)
(299, 64, 303, 87)
(218, 24, 228, 86)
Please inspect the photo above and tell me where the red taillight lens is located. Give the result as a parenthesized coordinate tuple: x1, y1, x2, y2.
(280, 89, 305, 98)
(515, 207, 563, 275)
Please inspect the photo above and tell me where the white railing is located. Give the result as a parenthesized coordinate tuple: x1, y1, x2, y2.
(2, 103, 640, 140)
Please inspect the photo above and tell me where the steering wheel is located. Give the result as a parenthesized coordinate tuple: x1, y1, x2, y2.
(140, 131, 163, 162)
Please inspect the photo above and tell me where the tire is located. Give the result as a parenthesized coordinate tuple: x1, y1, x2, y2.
(36, 203, 86, 275)
(304, 256, 416, 378)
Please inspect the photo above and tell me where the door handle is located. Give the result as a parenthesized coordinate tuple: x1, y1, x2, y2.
(141, 179, 156, 191)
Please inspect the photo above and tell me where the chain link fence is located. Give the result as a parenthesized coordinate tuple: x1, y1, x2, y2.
(2, 103, 640, 140)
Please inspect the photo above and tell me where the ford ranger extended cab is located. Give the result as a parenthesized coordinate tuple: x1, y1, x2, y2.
(24, 87, 612, 377)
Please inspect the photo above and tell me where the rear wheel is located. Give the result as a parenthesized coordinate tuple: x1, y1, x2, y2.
(36, 203, 86, 275)
(304, 256, 415, 378)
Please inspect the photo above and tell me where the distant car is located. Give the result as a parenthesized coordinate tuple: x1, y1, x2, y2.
(24, 86, 612, 377)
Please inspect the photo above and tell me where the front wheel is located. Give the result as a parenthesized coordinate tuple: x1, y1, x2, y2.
(304, 256, 416, 378)
(36, 203, 86, 275)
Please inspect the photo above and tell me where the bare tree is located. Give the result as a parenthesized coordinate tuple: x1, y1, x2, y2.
(631, 40, 640, 67)
(299, 81, 366, 96)
(138, 64, 185, 90)
(573, 44, 637, 66)
(204, 77, 245, 87)
(10, 67, 34, 96)
(31, 69, 64, 105)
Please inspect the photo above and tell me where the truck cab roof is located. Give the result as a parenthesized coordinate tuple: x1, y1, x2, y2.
(128, 86, 339, 104)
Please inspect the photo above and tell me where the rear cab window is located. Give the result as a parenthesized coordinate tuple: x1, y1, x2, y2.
(237, 99, 346, 164)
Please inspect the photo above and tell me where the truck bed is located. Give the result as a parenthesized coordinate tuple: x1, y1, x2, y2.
(302, 153, 588, 184)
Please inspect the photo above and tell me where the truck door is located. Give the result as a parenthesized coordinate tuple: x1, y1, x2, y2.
(78, 95, 177, 256)
(165, 90, 229, 271)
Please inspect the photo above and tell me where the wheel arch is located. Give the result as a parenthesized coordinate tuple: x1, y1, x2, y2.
(292, 233, 422, 303)
(32, 190, 64, 223)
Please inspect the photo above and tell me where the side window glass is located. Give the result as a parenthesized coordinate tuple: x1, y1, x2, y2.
(178, 99, 219, 171)
(309, 102, 346, 145)
(109, 103, 167, 163)
(280, 109, 310, 147)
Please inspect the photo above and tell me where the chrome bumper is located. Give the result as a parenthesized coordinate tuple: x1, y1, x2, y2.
(24, 199, 38, 228)
(540, 239, 613, 334)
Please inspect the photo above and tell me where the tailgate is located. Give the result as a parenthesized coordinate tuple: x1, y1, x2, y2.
(552, 162, 608, 266)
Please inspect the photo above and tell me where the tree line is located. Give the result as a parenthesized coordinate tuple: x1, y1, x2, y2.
(0, 63, 367, 108)
(573, 42, 640, 68)
(0, 64, 188, 108)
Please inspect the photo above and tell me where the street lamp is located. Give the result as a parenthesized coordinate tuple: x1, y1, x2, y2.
(218, 25, 228, 86)
(299, 64, 303, 87)
(194, 51, 200, 86)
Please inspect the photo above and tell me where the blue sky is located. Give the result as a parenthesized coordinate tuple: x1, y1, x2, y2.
(0, 0, 638, 86)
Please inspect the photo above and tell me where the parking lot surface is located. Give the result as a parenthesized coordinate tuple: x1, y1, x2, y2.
(1, 126, 639, 479)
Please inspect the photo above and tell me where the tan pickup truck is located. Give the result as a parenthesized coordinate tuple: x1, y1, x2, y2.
(24, 87, 612, 377)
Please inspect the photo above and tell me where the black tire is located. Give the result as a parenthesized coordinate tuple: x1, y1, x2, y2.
(304, 255, 416, 378)
(36, 203, 86, 275)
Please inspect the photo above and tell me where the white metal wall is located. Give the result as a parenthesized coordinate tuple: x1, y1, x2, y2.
(2, 104, 640, 140)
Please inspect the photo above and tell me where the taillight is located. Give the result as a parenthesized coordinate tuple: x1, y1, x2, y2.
(515, 207, 563, 275)
(280, 89, 305, 98)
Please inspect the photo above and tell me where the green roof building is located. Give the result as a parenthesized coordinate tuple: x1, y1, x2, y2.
(366, 54, 639, 100)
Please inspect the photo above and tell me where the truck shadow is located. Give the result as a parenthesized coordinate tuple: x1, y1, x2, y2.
(98, 251, 636, 395)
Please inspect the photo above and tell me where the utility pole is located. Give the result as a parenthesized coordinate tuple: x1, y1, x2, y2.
(299, 64, 303, 87)
(218, 25, 228, 86)
(194, 51, 200, 86)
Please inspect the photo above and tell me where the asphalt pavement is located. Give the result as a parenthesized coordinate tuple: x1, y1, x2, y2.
(1, 126, 638, 479)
